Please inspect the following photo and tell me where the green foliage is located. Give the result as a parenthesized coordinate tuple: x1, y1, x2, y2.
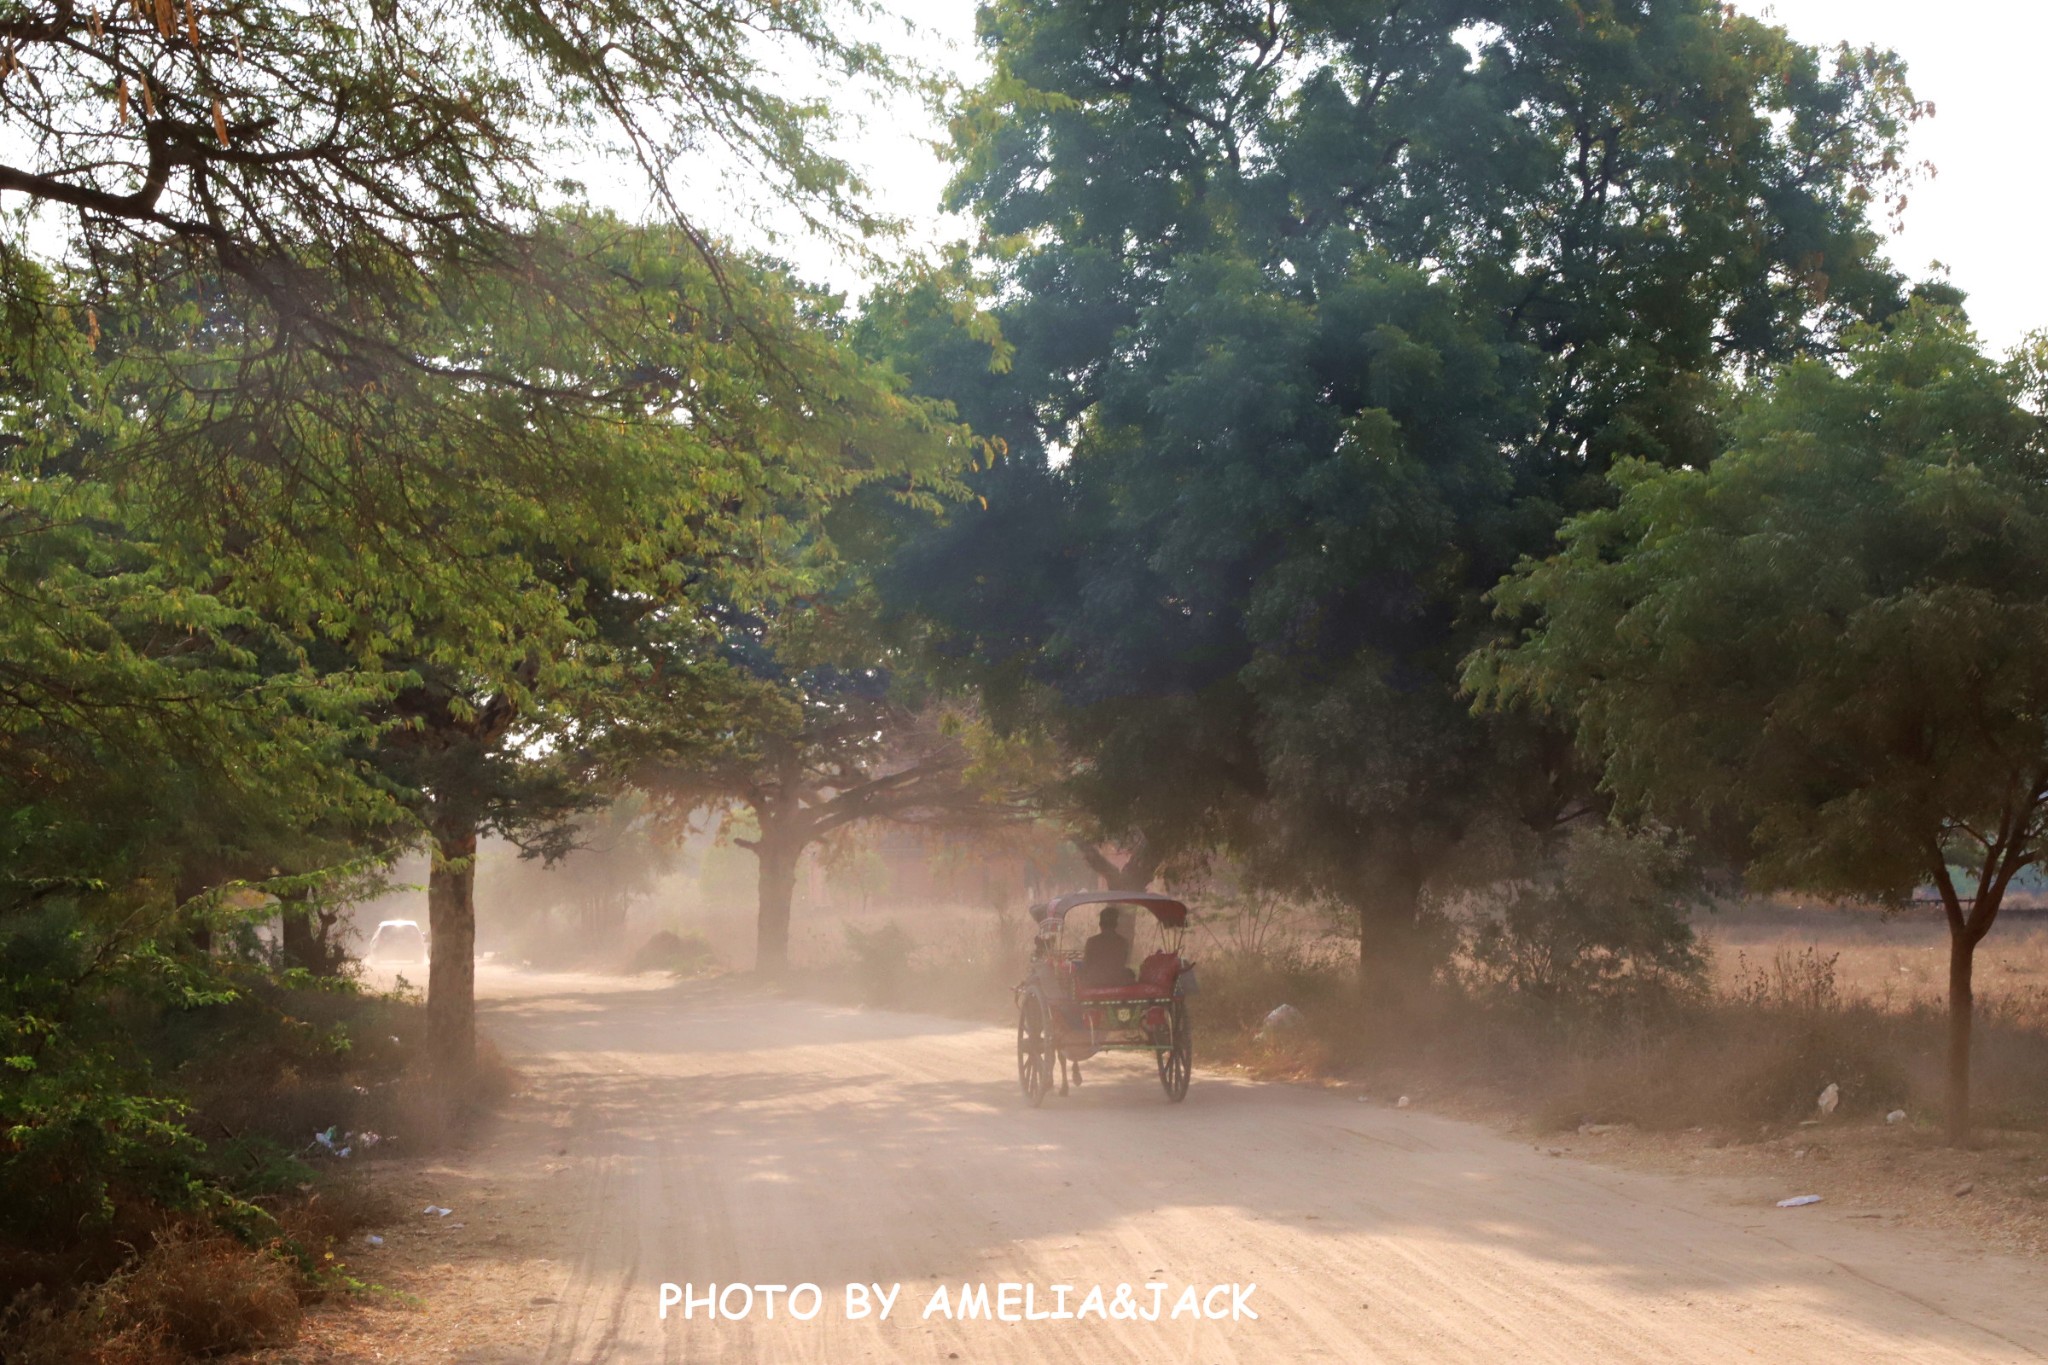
(0, 0, 979, 1317)
(0, 895, 355, 1241)
(842, 920, 917, 1005)
(1471, 302, 2048, 1136)
(1471, 304, 2048, 907)
(1464, 826, 1707, 1003)
(886, 0, 1924, 952)
(949, 0, 1922, 479)
(0, 0, 904, 323)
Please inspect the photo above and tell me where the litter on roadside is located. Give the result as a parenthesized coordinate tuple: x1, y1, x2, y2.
(423, 1205, 453, 1217)
(1775, 1194, 1822, 1208)
(1256, 1004, 1302, 1039)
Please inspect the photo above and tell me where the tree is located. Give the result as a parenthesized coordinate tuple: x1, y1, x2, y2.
(0, 0, 896, 324)
(1, 0, 954, 1087)
(1072, 836, 1163, 894)
(643, 649, 1031, 973)
(332, 219, 968, 1074)
(880, 0, 1928, 991)
(2, 0, 920, 698)
(0, 0, 933, 915)
(1468, 303, 2048, 1143)
(949, 0, 1923, 483)
(0, 250, 401, 926)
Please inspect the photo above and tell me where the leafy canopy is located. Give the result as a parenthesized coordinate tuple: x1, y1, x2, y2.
(1469, 303, 2048, 909)
(884, 0, 1925, 924)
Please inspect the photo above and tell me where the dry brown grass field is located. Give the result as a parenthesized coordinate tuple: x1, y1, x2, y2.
(1702, 902, 2048, 1026)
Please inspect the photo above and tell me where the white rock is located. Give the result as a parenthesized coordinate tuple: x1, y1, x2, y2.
(1886, 1109, 1907, 1124)
(1396, 1095, 1411, 1109)
(1817, 1083, 1840, 1116)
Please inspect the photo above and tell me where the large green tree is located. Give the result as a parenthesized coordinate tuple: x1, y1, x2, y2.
(339, 221, 968, 1072)
(631, 581, 1035, 973)
(0, 0, 937, 977)
(882, 0, 1924, 986)
(1469, 304, 2048, 1143)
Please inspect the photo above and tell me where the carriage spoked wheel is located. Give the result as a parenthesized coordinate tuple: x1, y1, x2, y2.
(1017, 996, 1054, 1107)
(1156, 999, 1192, 1103)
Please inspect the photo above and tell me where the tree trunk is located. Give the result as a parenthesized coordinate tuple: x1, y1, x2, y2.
(176, 867, 214, 956)
(1931, 846, 2016, 1148)
(1947, 928, 1976, 1145)
(1107, 854, 1158, 893)
(1358, 867, 1427, 1012)
(427, 816, 479, 1082)
(315, 905, 344, 971)
(279, 887, 319, 971)
(1076, 838, 1159, 893)
(754, 837, 802, 976)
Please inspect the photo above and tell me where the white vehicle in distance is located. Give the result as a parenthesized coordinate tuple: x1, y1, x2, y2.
(364, 918, 428, 965)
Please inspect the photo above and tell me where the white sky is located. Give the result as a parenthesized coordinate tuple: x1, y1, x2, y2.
(831, 0, 2045, 353)
(1732, 0, 2047, 353)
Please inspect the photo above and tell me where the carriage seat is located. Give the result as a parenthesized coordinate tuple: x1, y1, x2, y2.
(1075, 951, 1181, 1002)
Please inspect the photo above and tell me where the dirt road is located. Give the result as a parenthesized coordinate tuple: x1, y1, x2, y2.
(379, 968, 2048, 1363)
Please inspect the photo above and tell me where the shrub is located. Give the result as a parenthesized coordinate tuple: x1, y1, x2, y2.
(0, 904, 219, 1243)
(1465, 826, 1708, 1005)
(843, 921, 916, 1006)
(624, 930, 716, 976)
(0, 1229, 300, 1364)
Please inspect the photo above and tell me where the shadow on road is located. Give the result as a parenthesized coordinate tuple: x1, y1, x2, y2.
(426, 968, 2048, 1362)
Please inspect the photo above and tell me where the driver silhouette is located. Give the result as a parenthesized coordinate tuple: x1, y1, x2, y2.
(1079, 904, 1135, 988)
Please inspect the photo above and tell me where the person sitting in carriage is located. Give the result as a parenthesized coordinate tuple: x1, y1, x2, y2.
(1078, 905, 1136, 988)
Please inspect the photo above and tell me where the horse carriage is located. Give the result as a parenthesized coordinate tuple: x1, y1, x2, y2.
(1014, 891, 1197, 1106)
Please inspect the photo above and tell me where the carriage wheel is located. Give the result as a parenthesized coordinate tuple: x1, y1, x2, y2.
(1156, 1000, 1192, 1103)
(1017, 996, 1054, 1107)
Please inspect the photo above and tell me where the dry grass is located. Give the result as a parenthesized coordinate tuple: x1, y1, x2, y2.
(0, 1228, 301, 1365)
(272, 1175, 403, 1273)
(1702, 905, 2048, 1026)
(779, 900, 2048, 1142)
(1186, 902, 2048, 1141)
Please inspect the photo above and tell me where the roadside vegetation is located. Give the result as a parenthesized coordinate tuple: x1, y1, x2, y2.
(0, 951, 507, 1361)
(786, 888, 2048, 1161)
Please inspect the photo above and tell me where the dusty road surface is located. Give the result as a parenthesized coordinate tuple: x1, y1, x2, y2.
(380, 968, 2048, 1363)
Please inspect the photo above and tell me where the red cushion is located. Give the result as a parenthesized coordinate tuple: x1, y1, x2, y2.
(1076, 953, 1181, 1003)
(1137, 951, 1181, 991)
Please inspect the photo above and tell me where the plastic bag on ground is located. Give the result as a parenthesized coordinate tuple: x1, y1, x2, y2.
(1256, 1004, 1303, 1040)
